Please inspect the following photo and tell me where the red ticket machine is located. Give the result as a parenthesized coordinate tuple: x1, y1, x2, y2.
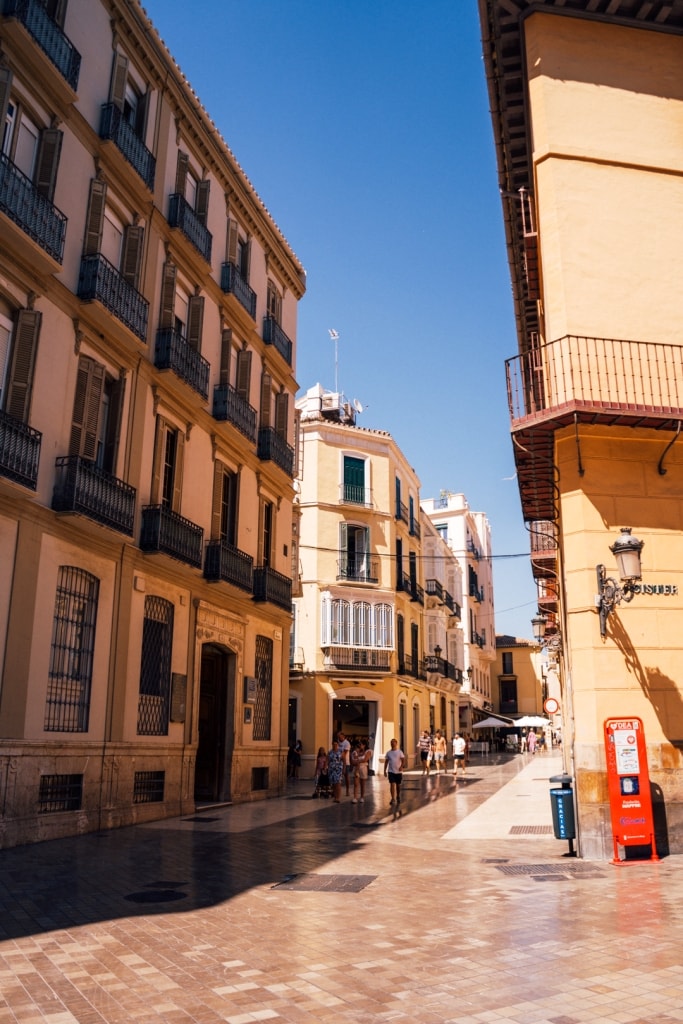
(604, 717, 658, 864)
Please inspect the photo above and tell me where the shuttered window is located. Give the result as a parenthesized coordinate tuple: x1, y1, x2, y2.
(211, 461, 238, 544)
(3, 308, 41, 422)
(267, 280, 281, 323)
(70, 356, 105, 461)
(83, 179, 107, 256)
(235, 348, 251, 400)
(259, 371, 272, 428)
(151, 416, 184, 511)
(274, 391, 288, 440)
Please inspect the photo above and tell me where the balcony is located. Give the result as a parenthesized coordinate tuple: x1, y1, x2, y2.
(140, 505, 203, 568)
(155, 328, 209, 400)
(398, 572, 424, 604)
(253, 566, 292, 611)
(212, 383, 257, 442)
(425, 578, 444, 603)
(507, 335, 683, 521)
(336, 554, 380, 584)
(167, 193, 212, 264)
(257, 426, 294, 476)
(204, 540, 254, 592)
(410, 518, 421, 539)
(2, 0, 81, 90)
(52, 456, 136, 535)
(339, 481, 372, 506)
(0, 409, 41, 489)
(0, 152, 67, 263)
(471, 630, 485, 649)
(78, 253, 148, 342)
(395, 500, 409, 525)
(326, 647, 389, 672)
(529, 519, 558, 580)
(262, 315, 292, 366)
(99, 103, 155, 190)
(220, 262, 256, 319)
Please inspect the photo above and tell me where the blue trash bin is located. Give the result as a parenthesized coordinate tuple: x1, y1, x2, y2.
(549, 773, 576, 840)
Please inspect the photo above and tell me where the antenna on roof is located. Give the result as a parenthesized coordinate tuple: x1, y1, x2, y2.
(353, 398, 364, 414)
(328, 329, 339, 393)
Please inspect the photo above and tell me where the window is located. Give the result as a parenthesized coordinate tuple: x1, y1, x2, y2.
(436, 523, 448, 541)
(267, 280, 281, 323)
(410, 622, 419, 670)
(176, 151, 210, 223)
(397, 613, 404, 668)
(211, 461, 238, 544)
(158, 261, 204, 350)
(321, 597, 393, 648)
(109, 51, 149, 140)
(340, 522, 370, 581)
(45, 566, 99, 732)
(227, 218, 250, 279)
(259, 371, 289, 442)
(151, 417, 184, 511)
(260, 499, 274, 568)
(83, 179, 144, 287)
(500, 677, 518, 715)
(133, 771, 165, 803)
(342, 455, 366, 504)
(0, 305, 42, 423)
(253, 635, 273, 741)
(38, 773, 83, 813)
(70, 355, 125, 472)
(502, 651, 513, 674)
(0, 70, 63, 202)
(137, 595, 174, 735)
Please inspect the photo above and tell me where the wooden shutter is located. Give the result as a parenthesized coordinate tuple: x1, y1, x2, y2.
(159, 261, 176, 329)
(195, 179, 210, 224)
(187, 294, 204, 351)
(211, 460, 224, 541)
(172, 428, 184, 512)
(219, 328, 232, 386)
(150, 416, 165, 504)
(5, 308, 41, 423)
(339, 521, 348, 560)
(135, 91, 149, 140)
(242, 239, 251, 280)
(49, 0, 68, 28)
(175, 151, 189, 195)
(259, 371, 272, 428)
(0, 67, 12, 132)
(102, 374, 126, 474)
(120, 224, 144, 287)
(274, 391, 288, 439)
(109, 51, 128, 110)
(83, 179, 107, 256)
(235, 348, 251, 400)
(33, 128, 62, 201)
(70, 356, 104, 460)
(226, 218, 239, 264)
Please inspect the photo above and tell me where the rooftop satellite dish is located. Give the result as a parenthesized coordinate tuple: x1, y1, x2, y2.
(353, 398, 364, 413)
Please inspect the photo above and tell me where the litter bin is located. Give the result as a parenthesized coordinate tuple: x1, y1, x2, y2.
(549, 773, 576, 855)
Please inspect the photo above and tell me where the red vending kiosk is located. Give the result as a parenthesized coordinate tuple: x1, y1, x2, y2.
(604, 717, 658, 864)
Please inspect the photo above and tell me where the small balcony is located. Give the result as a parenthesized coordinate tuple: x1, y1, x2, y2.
(2, 0, 81, 90)
(52, 456, 136, 535)
(336, 554, 380, 584)
(257, 426, 294, 476)
(395, 500, 409, 525)
(398, 572, 424, 604)
(253, 566, 292, 611)
(0, 152, 67, 263)
(212, 383, 257, 442)
(140, 505, 203, 568)
(262, 315, 292, 366)
(99, 103, 155, 190)
(410, 518, 421, 539)
(220, 262, 256, 319)
(425, 578, 444, 603)
(0, 409, 41, 489)
(326, 647, 389, 672)
(339, 481, 372, 506)
(155, 328, 209, 400)
(78, 253, 148, 342)
(204, 540, 254, 592)
(167, 193, 212, 264)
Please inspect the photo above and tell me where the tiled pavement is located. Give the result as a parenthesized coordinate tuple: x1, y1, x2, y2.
(1, 751, 682, 1023)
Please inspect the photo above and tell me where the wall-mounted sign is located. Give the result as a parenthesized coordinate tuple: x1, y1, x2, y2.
(544, 697, 560, 715)
(604, 717, 658, 864)
(630, 583, 678, 595)
(244, 676, 258, 704)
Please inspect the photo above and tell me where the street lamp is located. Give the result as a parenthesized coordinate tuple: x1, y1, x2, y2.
(596, 527, 644, 638)
(434, 644, 442, 660)
(531, 612, 562, 654)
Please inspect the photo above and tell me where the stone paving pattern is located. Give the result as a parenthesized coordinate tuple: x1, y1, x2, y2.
(1, 752, 682, 1023)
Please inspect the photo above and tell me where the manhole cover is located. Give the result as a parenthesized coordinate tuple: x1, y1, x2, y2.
(271, 874, 376, 892)
(125, 890, 187, 903)
(509, 825, 554, 834)
(495, 863, 603, 876)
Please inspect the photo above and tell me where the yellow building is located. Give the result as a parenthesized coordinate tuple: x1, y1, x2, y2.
(290, 385, 464, 772)
(494, 636, 545, 721)
(0, 0, 304, 847)
(480, 0, 683, 856)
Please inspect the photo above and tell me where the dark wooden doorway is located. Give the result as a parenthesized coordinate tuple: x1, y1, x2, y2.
(195, 643, 234, 802)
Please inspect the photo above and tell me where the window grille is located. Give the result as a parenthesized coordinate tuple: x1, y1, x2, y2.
(133, 770, 165, 803)
(137, 595, 173, 735)
(38, 773, 83, 813)
(253, 635, 272, 740)
(45, 566, 99, 732)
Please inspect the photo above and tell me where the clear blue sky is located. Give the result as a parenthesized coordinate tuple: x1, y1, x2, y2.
(142, 0, 537, 639)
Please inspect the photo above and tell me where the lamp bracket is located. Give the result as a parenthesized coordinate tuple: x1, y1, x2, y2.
(658, 419, 682, 476)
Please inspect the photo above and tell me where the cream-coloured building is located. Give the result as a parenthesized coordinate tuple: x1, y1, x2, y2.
(290, 385, 464, 771)
(0, 0, 304, 847)
(480, 0, 683, 857)
(422, 493, 496, 733)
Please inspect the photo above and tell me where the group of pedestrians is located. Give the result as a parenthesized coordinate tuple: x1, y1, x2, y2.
(313, 732, 408, 806)
(417, 729, 470, 776)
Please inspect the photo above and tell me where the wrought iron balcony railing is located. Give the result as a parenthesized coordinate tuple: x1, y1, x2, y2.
(336, 554, 380, 583)
(78, 253, 148, 341)
(529, 519, 558, 554)
(0, 409, 41, 489)
(99, 103, 155, 190)
(0, 152, 67, 262)
(410, 518, 421, 539)
(220, 262, 256, 319)
(52, 456, 136, 535)
(398, 572, 424, 604)
(212, 383, 257, 442)
(257, 426, 294, 476)
(444, 590, 455, 612)
(395, 500, 409, 524)
(326, 647, 389, 672)
(167, 193, 212, 264)
(262, 315, 292, 366)
(253, 565, 292, 611)
(339, 482, 372, 506)
(204, 540, 254, 592)
(140, 504, 203, 568)
(2, 0, 81, 90)
(155, 328, 210, 400)
(425, 578, 444, 602)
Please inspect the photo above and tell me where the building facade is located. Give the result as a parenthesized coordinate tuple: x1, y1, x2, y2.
(0, 0, 304, 847)
(480, 0, 683, 856)
(290, 385, 464, 771)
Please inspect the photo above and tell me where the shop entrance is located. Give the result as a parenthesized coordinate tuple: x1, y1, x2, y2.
(195, 643, 235, 803)
(332, 697, 377, 747)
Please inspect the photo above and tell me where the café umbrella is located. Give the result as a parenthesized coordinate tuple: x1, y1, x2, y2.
(472, 715, 514, 729)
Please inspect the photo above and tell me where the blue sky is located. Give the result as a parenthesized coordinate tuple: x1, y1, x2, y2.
(142, 0, 537, 639)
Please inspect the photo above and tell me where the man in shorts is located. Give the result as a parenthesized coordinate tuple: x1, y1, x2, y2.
(452, 732, 467, 776)
(433, 730, 447, 772)
(384, 737, 406, 805)
(417, 730, 432, 775)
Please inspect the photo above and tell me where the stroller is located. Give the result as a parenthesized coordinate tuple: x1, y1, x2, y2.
(312, 769, 332, 799)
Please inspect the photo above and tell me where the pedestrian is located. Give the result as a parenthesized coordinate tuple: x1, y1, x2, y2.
(452, 732, 467, 776)
(527, 730, 537, 755)
(314, 746, 327, 785)
(293, 739, 303, 779)
(327, 740, 344, 803)
(384, 738, 406, 806)
(337, 731, 352, 796)
(433, 730, 447, 773)
(519, 731, 527, 753)
(354, 738, 373, 803)
(417, 730, 432, 775)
